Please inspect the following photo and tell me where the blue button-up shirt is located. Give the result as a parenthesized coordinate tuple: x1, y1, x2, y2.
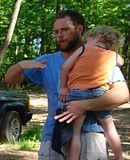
(24, 51, 125, 141)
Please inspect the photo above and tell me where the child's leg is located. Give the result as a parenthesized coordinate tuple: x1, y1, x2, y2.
(67, 115, 85, 160)
(98, 117, 123, 160)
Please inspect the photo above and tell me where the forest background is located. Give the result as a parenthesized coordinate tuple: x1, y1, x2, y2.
(0, 1, 130, 159)
(0, 0, 130, 87)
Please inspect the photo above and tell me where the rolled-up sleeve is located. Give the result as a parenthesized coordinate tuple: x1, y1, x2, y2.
(109, 66, 125, 85)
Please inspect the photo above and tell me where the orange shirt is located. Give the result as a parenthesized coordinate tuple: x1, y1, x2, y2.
(68, 44, 116, 90)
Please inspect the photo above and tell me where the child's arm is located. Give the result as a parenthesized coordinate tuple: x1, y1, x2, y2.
(116, 54, 124, 67)
(59, 46, 84, 102)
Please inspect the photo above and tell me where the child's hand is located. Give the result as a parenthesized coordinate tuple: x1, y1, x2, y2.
(59, 87, 69, 102)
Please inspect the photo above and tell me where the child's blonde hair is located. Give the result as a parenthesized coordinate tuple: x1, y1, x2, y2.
(86, 25, 120, 51)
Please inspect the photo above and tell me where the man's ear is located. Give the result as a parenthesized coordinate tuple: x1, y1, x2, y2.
(77, 25, 84, 35)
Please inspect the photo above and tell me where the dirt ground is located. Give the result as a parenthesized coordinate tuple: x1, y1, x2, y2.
(0, 93, 130, 160)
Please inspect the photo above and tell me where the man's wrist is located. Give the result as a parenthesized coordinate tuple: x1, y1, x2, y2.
(81, 99, 91, 111)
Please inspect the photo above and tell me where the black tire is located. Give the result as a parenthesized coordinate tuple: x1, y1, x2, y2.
(2, 111, 21, 142)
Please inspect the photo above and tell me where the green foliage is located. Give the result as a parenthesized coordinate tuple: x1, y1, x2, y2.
(17, 124, 42, 150)
(0, 124, 42, 151)
(21, 124, 42, 141)
(18, 139, 39, 151)
(24, 83, 44, 93)
(0, 0, 130, 83)
(18, 124, 42, 150)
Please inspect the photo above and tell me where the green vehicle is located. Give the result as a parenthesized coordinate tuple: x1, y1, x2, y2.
(0, 90, 33, 142)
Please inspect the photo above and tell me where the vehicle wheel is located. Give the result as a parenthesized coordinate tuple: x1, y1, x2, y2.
(2, 111, 21, 142)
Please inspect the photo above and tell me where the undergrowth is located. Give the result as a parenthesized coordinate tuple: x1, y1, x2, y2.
(0, 124, 42, 151)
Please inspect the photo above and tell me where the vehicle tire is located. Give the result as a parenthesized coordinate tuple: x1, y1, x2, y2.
(2, 111, 21, 142)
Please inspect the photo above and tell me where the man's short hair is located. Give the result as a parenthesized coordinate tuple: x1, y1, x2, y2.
(55, 10, 85, 35)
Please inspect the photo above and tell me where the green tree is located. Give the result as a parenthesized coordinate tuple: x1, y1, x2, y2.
(0, 0, 130, 85)
(0, 0, 22, 64)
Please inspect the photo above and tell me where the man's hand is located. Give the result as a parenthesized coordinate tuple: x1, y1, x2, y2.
(5, 59, 48, 84)
(18, 59, 47, 70)
(55, 100, 87, 123)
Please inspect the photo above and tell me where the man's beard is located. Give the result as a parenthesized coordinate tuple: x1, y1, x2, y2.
(58, 36, 80, 52)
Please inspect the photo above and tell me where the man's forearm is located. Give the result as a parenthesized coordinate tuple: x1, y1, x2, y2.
(5, 59, 47, 85)
(5, 63, 24, 84)
(83, 81, 129, 111)
(55, 82, 129, 123)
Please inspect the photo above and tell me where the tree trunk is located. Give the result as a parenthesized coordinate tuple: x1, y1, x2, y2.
(0, 0, 22, 64)
(122, 32, 130, 87)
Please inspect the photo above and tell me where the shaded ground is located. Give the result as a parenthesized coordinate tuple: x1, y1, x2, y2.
(0, 93, 130, 160)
